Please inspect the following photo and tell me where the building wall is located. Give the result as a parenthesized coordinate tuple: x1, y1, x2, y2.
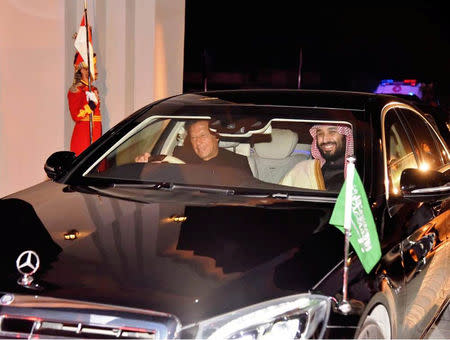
(0, 0, 185, 197)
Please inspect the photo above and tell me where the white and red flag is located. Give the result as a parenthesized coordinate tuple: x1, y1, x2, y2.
(74, 13, 95, 79)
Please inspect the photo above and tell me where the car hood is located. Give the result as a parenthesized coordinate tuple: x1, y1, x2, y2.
(1, 181, 343, 325)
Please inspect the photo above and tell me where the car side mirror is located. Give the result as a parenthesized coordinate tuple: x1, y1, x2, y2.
(400, 168, 450, 200)
(44, 151, 76, 180)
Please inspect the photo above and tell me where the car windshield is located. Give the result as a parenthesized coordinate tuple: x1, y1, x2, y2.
(84, 98, 356, 193)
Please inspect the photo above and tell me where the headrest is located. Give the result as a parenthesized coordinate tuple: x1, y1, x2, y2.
(254, 128, 298, 159)
(219, 141, 240, 148)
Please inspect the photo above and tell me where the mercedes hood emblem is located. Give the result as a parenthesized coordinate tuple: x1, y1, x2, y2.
(16, 250, 40, 287)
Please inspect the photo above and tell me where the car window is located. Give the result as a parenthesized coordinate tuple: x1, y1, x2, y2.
(83, 105, 358, 194)
(114, 119, 171, 166)
(384, 109, 418, 195)
(397, 108, 449, 170)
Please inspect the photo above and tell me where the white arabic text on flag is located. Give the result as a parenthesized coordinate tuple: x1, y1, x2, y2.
(330, 161, 382, 274)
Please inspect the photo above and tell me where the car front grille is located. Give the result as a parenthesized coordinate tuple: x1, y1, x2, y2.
(0, 293, 180, 339)
(1, 316, 155, 338)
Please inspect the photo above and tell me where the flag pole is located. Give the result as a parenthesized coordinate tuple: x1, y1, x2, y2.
(83, 0, 93, 144)
(297, 47, 303, 89)
(202, 48, 208, 92)
(338, 156, 356, 314)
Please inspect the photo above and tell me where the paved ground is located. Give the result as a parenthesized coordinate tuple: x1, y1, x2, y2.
(427, 304, 450, 339)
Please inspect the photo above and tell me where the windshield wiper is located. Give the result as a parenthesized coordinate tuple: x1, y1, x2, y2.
(171, 184, 235, 195)
(112, 182, 235, 195)
(240, 190, 337, 203)
(113, 182, 172, 190)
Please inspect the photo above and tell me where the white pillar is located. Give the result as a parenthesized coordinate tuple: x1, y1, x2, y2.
(94, 0, 185, 127)
(0, 0, 65, 197)
(154, 0, 185, 101)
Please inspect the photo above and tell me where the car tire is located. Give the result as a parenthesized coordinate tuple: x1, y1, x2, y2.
(356, 304, 391, 339)
(357, 318, 385, 339)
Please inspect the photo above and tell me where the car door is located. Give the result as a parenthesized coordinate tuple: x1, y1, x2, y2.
(395, 107, 450, 339)
(381, 105, 420, 338)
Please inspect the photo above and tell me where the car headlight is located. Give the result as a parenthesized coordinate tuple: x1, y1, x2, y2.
(181, 294, 331, 339)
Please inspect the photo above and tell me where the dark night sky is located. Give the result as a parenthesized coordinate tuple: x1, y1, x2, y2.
(184, 2, 450, 103)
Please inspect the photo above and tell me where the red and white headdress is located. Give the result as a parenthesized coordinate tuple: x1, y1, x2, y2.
(309, 124, 354, 177)
(73, 51, 96, 72)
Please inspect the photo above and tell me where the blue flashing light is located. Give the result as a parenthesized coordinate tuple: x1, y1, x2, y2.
(381, 79, 394, 85)
(408, 92, 414, 96)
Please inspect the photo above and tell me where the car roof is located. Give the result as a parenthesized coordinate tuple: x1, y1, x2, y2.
(166, 89, 403, 112)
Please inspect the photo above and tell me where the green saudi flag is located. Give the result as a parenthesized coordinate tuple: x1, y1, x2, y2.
(329, 170, 381, 273)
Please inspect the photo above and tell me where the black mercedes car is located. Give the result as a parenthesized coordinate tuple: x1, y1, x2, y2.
(1, 90, 449, 339)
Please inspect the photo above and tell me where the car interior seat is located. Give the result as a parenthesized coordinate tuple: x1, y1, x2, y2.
(219, 141, 250, 157)
(248, 128, 310, 184)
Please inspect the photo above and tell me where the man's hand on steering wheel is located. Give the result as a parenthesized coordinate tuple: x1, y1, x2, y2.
(135, 152, 151, 163)
(135, 153, 185, 164)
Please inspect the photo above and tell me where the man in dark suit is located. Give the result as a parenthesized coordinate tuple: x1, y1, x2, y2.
(136, 120, 253, 176)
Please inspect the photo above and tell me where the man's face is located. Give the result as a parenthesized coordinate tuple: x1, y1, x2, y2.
(316, 125, 346, 161)
(80, 62, 98, 82)
(80, 67, 90, 82)
(189, 121, 219, 161)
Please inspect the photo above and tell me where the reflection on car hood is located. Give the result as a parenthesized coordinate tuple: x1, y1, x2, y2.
(1, 181, 344, 324)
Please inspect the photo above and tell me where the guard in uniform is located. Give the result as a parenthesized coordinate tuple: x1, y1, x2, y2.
(68, 52, 102, 156)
